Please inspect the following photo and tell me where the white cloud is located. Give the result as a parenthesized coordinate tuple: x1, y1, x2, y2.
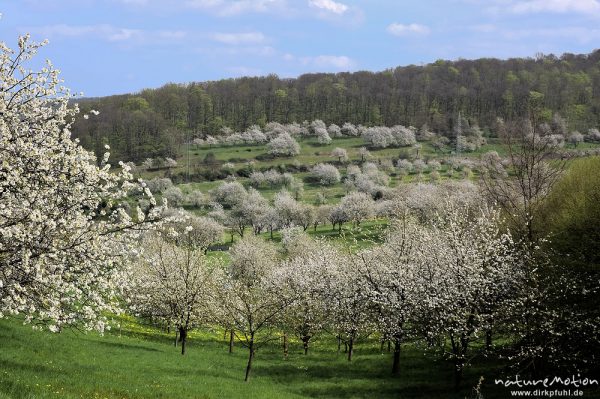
(308, 0, 348, 14)
(313, 55, 354, 68)
(117, 0, 149, 5)
(106, 28, 141, 41)
(185, 0, 286, 16)
(195, 45, 276, 57)
(157, 30, 187, 40)
(466, 23, 600, 44)
(387, 23, 430, 36)
(481, 0, 600, 15)
(227, 66, 263, 76)
(227, 46, 275, 56)
(185, 0, 231, 10)
(502, 26, 600, 43)
(295, 55, 355, 69)
(29, 24, 96, 37)
(29, 24, 143, 42)
(508, 0, 600, 14)
(26, 24, 190, 45)
(211, 32, 266, 45)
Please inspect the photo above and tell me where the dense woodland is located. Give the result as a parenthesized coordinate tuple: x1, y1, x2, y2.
(73, 50, 600, 162)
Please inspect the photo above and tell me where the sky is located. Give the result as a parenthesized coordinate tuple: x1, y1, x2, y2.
(1, 0, 600, 97)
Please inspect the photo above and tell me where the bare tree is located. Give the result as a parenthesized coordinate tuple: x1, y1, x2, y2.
(480, 118, 565, 243)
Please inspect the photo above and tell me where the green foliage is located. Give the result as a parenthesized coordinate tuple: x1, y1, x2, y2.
(73, 50, 600, 163)
(542, 156, 600, 270)
(123, 96, 150, 111)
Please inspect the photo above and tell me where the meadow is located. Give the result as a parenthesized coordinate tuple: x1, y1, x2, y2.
(140, 135, 502, 204)
(141, 135, 600, 208)
(0, 317, 553, 399)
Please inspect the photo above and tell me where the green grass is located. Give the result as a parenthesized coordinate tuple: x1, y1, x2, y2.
(255, 219, 389, 250)
(3, 317, 581, 399)
(200, 219, 389, 256)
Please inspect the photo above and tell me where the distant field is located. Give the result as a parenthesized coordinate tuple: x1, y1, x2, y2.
(199, 219, 388, 256)
(139, 137, 600, 207)
(138, 136, 515, 208)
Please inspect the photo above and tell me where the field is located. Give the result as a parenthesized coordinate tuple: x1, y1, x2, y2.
(0, 317, 560, 399)
(139, 136, 600, 208)
(140, 136, 500, 205)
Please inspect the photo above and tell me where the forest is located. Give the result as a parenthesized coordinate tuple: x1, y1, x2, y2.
(72, 50, 600, 163)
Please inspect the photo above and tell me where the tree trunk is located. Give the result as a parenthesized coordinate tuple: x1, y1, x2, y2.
(282, 333, 288, 359)
(174, 329, 178, 347)
(387, 340, 391, 353)
(347, 337, 354, 361)
(302, 335, 310, 355)
(452, 334, 468, 390)
(454, 363, 463, 390)
(229, 330, 235, 353)
(392, 339, 401, 376)
(337, 335, 341, 352)
(179, 326, 187, 355)
(244, 335, 255, 382)
(485, 329, 493, 351)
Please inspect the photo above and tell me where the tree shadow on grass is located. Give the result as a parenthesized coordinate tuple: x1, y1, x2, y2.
(91, 339, 162, 352)
(154, 365, 243, 382)
(0, 377, 36, 399)
(0, 319, 30, 344)
(255, 359, 469, 399)
(251, 345, 493, 399)
(110, 326, 227, 349)
(298, 383, 459, 399)
(0, 358, 54, 374)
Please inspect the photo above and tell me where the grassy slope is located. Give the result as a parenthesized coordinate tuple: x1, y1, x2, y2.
(141, 136, 503, 206)
(147, 137, 600, 208)
(0, 318, 556, 399)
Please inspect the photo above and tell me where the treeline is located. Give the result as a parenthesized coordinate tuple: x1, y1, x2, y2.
(73, 50, 600, 162)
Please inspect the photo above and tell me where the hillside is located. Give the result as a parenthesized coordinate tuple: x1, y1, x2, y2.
(0, 317, 531, 399)
(72, 50, 600, 163)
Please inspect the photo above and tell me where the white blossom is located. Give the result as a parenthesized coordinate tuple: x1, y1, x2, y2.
(0, 33, 162, 331)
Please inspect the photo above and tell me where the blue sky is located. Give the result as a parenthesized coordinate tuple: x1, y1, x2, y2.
(2, 0, 599, 96)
